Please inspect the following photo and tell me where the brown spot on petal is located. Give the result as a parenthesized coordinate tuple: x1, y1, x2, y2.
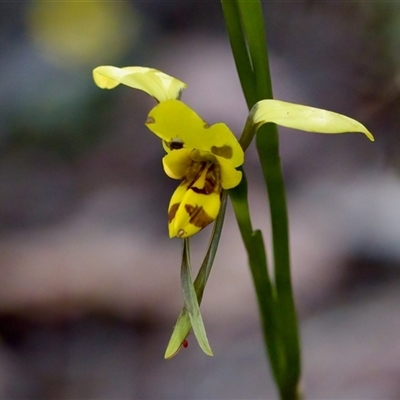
(184, 204, 214, 229)
(191, 187, 211, 195)
(203, 122, 210, 129)
(168, 203, 180, 223)
(190, 175, 216, 195)
(211, 145, 233, 159)
(146, 116, 155, 124)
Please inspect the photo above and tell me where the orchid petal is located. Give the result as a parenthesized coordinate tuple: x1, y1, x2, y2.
(217, 157, 243, 189)
(146, 100, 244, 167)
(169, 189, 221, 238)
(251, 99, 374, 141)
(93, 66, 187, 102)
(162, 149, 192, 180)
(168, 164, 222, 238)
(168, 183, 188, 238)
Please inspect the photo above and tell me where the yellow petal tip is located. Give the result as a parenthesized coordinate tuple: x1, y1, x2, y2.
(250, 99, 375, 142)
(364, 130, 375, 142)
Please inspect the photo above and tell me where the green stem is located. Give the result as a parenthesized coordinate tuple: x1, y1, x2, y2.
(222, 0, 301, 398)
(236, 1, 273, 100)
(220, 0, 257, 108)
(229, 172, 284, 387)
(256, 126, 301, 398)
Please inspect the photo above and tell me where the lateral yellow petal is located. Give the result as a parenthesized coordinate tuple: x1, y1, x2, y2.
(146, 100, 244, 165)
(217, 157, 243, 189)
(251, 99, 374, 141)
(162, 149, 192, 180)
(93, 66, 187, 102)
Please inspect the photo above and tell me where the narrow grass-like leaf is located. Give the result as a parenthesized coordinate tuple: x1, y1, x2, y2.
(180, 239, 213, 356)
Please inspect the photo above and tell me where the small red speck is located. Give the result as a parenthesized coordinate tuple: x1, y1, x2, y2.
(182, 339, 188, 348)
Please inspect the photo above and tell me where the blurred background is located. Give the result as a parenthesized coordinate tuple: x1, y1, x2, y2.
(0, 1, 400, 398)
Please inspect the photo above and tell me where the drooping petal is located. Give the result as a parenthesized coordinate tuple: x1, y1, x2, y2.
(162, 149, 192, 180)
(93, 66, 187, 102)
(169, 189, 221, 238)
(167, 163, 222, 238)
(250, 99, 374, 141)
(146, 100, 244, 167)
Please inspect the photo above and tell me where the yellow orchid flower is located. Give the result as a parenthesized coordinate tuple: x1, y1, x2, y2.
(146, 99, 243, 237)
(93, 65, 373, 238)
(93, 65, 244, 238)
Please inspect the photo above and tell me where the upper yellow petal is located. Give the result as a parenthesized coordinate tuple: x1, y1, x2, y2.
(93, 66, 187, 102)
(250, 99, 374, 141)
(146, 100, 244, 166)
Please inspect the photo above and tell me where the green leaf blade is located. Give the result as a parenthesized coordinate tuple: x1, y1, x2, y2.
(164, 309, 191, 360)
(180, 239, 213, 356)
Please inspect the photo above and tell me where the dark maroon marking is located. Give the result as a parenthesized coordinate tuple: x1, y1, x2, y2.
(184, 204, 214, 228)
(168, 203, 180, 223)
(189, 163, 220, 195)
